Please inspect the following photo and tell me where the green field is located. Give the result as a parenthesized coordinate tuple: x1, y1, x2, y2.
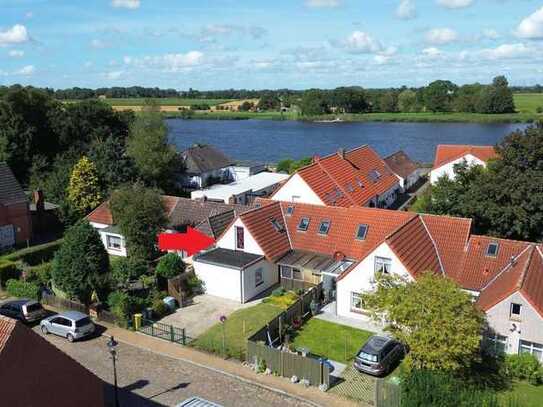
(514, 93, 543, 114)
(67, 97, 233, 106)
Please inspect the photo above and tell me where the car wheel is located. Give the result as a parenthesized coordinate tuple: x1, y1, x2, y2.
(67, 333, 74, 343)
(41, 325, 48, 335)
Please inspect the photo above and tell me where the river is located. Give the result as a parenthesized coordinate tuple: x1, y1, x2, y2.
(166, 119, 529, 163)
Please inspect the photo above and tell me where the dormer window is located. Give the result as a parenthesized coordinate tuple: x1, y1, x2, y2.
(369, 170, 381, 182)
(297, 217, 310, 231)
(486, 242, 499, 257)
(356, 224, 368, 240)
(318, 220, 331, 235)
(270, 218, 284, 232)
(286, 205, 294, 216)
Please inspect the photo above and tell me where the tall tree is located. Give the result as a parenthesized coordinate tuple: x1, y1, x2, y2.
(299, 89, 330, 116)
(109, 183, 166, 260)
(126, 102, 178, 189)
(67, 156, 102, 215)
(424, 80, 457, 112)
(362, 273, 484, 372)
(397, 90, 419, 113)
(51, 220, 110, 304)
(478, 76, 515, 114)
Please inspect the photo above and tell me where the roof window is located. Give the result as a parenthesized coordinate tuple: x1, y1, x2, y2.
(356, 224, 369, 240)
(271, 218, 284, 232)
(486, 242, 499, 257)
(297, 217, 310, 231)
(318, 220, 331, 235)
(286, 205, 294, 216)
(356, 178, 364, 188)
(369, 170, 381, 182)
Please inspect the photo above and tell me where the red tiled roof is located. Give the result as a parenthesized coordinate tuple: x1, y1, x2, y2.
(240, 201, 291, 261)
(386, 216, 443, 278)
(433, 145, 497, 169)
(86, 201, 113, 225)
(0, 315, 16, 353)
(456, 235, 531, 291)
(521, 247, 543, 317)
(295, 145, 399, 207)
(384, 151, 419, 179)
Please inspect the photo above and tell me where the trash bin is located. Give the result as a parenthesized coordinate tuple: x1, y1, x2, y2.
(134, 313, 142, 330)
(163, 296, 177, 311)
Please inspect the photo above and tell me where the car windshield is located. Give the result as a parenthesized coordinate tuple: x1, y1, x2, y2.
(75, 317, 92, 327)
(358, 351, 379, 362)
(25, 303, 43, 313)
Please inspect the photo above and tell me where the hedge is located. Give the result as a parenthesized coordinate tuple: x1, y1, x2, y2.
(6, 279, 40, 300)
(0, 260, 20, 288)
(3, 239, 63, 266)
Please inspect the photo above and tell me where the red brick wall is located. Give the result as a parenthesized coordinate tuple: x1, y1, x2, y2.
(0, 202, 32, 244)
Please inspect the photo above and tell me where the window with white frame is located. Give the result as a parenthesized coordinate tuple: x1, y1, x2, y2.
(280, 265, 293, 279)
(106, 235, 122, 250)
(510, 303, 522, 319)
(292, 268, 302, 280)
(374, 257, 392, 275)
(485, 332, 507, 355)
(351, 292, 363, 312)
(255, 268, 264, 287)
(520, 340, 543, 362)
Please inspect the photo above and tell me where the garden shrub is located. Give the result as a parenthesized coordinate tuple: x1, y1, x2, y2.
(186, 275, 205, 295)
(0, 260, 20, 288)
(111, 257, 148, 285)
(6, 279, 40, 300)
(155, 253, 185, 279)
(24, 262, 53, 287)
(3, 240, 62, 266)
(505, 353, 543, 385)
(107, 291, 150, 326)
(271, 287, 286, 297)
(151, 298, 170, 319)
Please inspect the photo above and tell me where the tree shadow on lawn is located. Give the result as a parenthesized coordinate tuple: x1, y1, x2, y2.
(463, 352, 512, 392)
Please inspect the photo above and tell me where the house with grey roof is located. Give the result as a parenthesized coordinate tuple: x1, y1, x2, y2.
(179, 144, 235, 189)
(0, 163, 31, 248)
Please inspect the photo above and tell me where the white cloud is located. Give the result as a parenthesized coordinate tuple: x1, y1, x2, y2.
(305, 0, 340, 8)
(396, 0, 416, 20)
(111, 0, 140, 9)
(15, 65, 34, 75)
(343, 31, 383, 53)
(422, 47, 442, 56)
(479, 43, 532, 60)
(0, 25, 29, 47)
(8, 49, 24, 58)
(482, 29, 499, 40)
(425, 28, 458, 45)
(436, 0, 473, 9)
(126, 51, 204, 72)
(373, 55, 392, 65)
(105, 70, 124, 80)
(516, 6, 543, 39)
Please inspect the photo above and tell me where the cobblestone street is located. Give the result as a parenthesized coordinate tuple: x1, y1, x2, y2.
(33, 326, 314, 407)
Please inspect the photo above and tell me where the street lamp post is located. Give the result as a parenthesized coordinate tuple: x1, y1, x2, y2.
(107, 336, 120, 407)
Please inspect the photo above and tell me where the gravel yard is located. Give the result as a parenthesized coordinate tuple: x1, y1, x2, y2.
(33, 325, 313, 407)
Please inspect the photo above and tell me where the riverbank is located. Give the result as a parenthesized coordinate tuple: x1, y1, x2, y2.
(163, 110, 539, 124)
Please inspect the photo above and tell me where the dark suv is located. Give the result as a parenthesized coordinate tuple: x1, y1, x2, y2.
(353, 335, 405, 376)
(0, 299, 47, 323)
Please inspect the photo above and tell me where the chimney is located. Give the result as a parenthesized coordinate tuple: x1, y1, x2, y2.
(33, 190, 45, 213)
(312, 155, 320, 164)
(337, 148, 345, 159)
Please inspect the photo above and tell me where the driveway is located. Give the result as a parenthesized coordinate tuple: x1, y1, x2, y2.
(33, 325, 312, 407)
(158, 294, 258, 339)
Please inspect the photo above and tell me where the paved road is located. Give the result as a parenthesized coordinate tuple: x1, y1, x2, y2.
(32, 325, 313, 407)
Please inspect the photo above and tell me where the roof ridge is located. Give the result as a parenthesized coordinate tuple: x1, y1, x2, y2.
(480, 244, 533, 291)
(420, 216, 445, 275)
(315, 159, 358, 206)
(384, 214, 420, 241)
(278, 203, 294, 252)
(518, 245, 536, 290)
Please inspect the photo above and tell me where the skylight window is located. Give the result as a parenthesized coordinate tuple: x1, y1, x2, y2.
(297, 217, 310, 231)
(369, 170, 381, 182)
(286, 205, 294, 216)
(356, 178, 364, 188)
(318, 220, 331, 235)
(335, 188, 342, 198)
(356, 224, 368, 240)
(270, 218, 284, 232)
(486, 242, 499, 257)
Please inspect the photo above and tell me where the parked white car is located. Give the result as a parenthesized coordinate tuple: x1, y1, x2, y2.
(40, 311, 95, 342)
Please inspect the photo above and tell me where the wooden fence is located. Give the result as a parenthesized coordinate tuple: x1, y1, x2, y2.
(42, 293, 87, 313)
(247, 283, 330, 387)
(247, 340, 330, 388)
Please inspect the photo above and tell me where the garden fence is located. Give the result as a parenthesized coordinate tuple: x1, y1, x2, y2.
(41, 293, 87, 314)
(137, 318, 191, 345)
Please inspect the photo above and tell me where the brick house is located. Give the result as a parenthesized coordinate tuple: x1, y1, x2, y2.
(0, 163, 32, 248)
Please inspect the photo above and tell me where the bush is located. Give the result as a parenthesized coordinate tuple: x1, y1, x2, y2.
(271, 287, 286, 297)
(186, 275, 205, 295)
(0, 260, 20, 288)
(505, 353, 543, 384)
(151, 298, 170, 319)
(3, 240, 62, 266)
(107, 290, 149, 326)
(111, 257, 148, 285)
(24, 262, 53, 287)
(6, 279, 40, 300)
(537, 106, 543, 114)
(155, 253, 185, 279)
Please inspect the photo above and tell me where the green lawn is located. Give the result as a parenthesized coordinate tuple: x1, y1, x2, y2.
(290, 319, 373, 364)
(499, 381, 543, 407)
(191, 302, 283, 359)
(514, 93, 543, 114)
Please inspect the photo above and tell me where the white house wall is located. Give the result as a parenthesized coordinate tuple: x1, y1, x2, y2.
(486, 291, 543, 355)
(336, 242, 412, 321)
(430, 154, 486, 184)
(98, 231, 127, 257)
(271, 173, 324, 205)
(193, 261, 242, 302)
(242, 259, 278, 303)
(217, 218, 265, 255)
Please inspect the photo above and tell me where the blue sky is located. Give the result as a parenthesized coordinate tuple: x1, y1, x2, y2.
(1, 0, 542, 90)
